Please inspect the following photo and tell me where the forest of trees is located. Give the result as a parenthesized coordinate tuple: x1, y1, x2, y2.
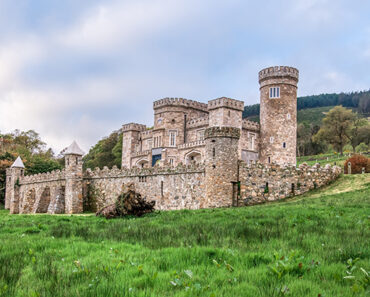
(243, 90, 370, 118)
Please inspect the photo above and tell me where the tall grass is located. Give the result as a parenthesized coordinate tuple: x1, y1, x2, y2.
(0, 175, 369, 296)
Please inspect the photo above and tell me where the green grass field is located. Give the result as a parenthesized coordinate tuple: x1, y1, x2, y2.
(297, 152, 351, 168)
(0, 174, 369, 297)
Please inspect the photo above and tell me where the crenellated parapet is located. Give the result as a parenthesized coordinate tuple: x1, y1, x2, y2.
(204, 126, 240, 139)
(122, 123, 147, 132)
(208, 97, 244, 112)
(84, 163, 205, 179)
(242, 119, 260, 132)
(186, 116, 209, 129)
(153, 97, 208, 112)
(20, 169, 66, 185)
(258, 66, 299, 84)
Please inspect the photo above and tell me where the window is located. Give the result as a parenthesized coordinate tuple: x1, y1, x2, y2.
(269, 87, 280, 99)
(268, 157, 271, 164)
(213, 148, 216, 158)
(287, 113, 291, 120)
(283, 142, 286, 148)
(270, 137, 274, 143)
(169, 158, 174, 166)
(197, 129, 205, 141)
(169, 130, 177, 147)
(158, 136, 162, 147)
(157, 118, 163, 124)
(147, 139, 152, 149)
(248, 133, 256, 150)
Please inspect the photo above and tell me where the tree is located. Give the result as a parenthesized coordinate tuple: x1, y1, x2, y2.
(314, 106, 356, 155)
(355, 142, 368, 153)
(0, 130, 61, 205)
(348, 117, 370, 152)
(83, 131, 122, 170)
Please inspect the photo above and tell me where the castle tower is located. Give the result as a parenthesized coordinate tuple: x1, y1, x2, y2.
(5, 157, 25, 213)
(204, 127, 240, 208)
(121, 123, 146, 168)
(258, 66, 299, 166)
(64, 141, 84, 214)
(207, 97, 244, 129)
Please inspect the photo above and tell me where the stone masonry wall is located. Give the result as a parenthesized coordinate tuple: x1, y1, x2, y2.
(238, 162, 341, 205)
(83, 163, 205, 211)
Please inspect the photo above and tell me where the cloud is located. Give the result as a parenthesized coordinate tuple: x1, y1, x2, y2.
(0, 0, 369, 153)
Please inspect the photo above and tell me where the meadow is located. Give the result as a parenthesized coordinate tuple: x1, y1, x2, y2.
(0, 174, 369, 297)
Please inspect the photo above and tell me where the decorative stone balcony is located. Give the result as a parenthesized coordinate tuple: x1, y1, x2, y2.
(178, 140, 205, 150)
(132, 150, 151, 157)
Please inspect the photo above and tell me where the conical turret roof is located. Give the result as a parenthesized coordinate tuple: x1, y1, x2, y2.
(64, 141, 85, 156)
(11, 156, 25, 168)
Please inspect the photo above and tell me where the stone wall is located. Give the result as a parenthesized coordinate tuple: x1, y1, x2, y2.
(11, 169, 66, 214)
(238, 161, 341, 205)
(83, 163, 205, 211)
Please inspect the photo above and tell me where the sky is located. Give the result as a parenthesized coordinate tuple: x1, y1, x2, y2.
(0, 0, 369, 153)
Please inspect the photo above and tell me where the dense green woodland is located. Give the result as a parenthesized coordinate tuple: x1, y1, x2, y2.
(0, 174, 369, 296)
(243, 90, 370, 118)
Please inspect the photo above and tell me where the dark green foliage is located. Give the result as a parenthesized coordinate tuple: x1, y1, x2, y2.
(243, 90, 370, 118)
(0, 174, 368, 296)
(0, 130, 62, 205)
(83, 131, 122, 170)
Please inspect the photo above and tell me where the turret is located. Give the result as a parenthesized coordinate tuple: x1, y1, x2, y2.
(6, 156, 25, 213)
(204, 127, 240, 208)
(258, 66, 299, 166)
(121, 123, 146, 168)
(207, 97, 244, 128)
(64, 141, 84, 214)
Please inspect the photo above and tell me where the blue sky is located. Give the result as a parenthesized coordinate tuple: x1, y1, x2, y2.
(0, 0, 369, 153)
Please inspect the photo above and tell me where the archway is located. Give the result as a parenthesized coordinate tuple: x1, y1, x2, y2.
(136, 158, 149, 168)
(185, 150, 202, 165)
(23, 188, 36, 213)
(36, 187, 51, 213)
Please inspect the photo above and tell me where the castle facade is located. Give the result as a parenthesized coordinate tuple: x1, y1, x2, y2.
(122, 66, 298, 169)
(4, 66, 341, 215)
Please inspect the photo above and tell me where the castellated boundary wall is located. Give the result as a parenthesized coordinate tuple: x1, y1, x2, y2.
(7, 160, 341, 215)
(238, 162, 341, 205)
(83, 164, 205, 211)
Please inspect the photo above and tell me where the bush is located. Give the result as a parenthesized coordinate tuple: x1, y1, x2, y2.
(344, 154, 370, 174)
(343, 144, 353, 153)
(355, 142, 368, 153)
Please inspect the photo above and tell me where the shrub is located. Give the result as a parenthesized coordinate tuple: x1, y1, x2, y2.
(343, 144, 353, 153)
(344, 154, 370, 174)
(355, 142, 368, 153)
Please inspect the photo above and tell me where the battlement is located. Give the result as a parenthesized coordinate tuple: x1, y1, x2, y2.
(258, 66, 299, 83)
(20, 169, 66, 185)
(122, 123, 147, 132)
(242, 119, 260, 131)
(178, 140, 205, 150)
(207, 97, 244, 111)
(186, 116, 209, 129)
(204, 127, 240, 139)
(84, 163, 205, 179)
(140, 130, 153, 139)
(153, 97, 208, 112)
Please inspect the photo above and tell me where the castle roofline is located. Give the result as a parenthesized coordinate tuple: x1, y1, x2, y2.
(258, 66, 299, 83)
(153, 97, 208, 112)
(11, 156, 25, 168)
(64, 141, 85, 156)
(208, 97, 244, 111)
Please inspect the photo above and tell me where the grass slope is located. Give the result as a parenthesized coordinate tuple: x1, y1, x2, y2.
(246, 106, 335, 125)
(0, 175, 369, 297)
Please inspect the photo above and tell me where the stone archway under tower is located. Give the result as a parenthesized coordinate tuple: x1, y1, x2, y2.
(136, 158, 149, 168)
(184, 150, 202, 165)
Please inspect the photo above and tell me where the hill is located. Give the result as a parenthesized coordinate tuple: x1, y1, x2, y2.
(243, 90, 370, 122)
(247, 106, 335, 125)
(0, 174, 369, 296)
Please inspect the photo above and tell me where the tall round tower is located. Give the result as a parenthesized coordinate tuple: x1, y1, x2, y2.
(258, 66, 299, 166)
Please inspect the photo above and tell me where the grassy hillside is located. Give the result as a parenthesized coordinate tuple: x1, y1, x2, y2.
(0, 174, 369, 297)
(246, 106, 335, 125)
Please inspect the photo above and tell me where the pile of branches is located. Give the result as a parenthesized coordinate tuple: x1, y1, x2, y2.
(96, 183, 155, 219)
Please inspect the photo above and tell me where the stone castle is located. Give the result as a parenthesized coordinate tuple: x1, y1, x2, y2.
(5, 66, 341, 214)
